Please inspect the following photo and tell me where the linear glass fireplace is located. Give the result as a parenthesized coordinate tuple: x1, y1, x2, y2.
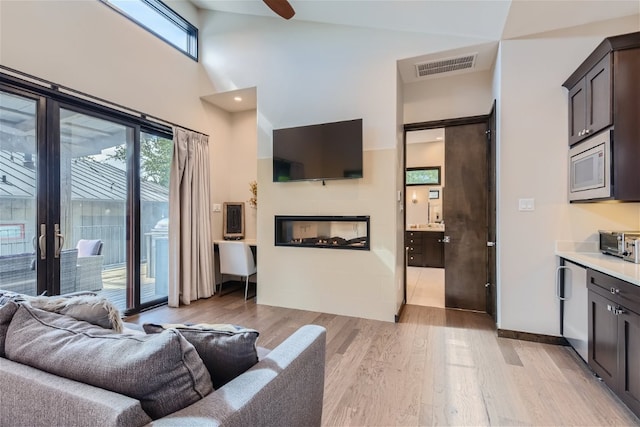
(275, 215, 370, 250)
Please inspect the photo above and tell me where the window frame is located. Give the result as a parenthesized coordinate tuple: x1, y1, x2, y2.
(406, 166, 441, 186)
(99, 0, 198, 61)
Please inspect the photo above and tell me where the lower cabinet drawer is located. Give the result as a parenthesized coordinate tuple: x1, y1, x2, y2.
(588, 269, 640, 314)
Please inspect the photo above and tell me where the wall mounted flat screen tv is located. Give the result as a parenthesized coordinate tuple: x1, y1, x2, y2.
(273, 118, 363, 182)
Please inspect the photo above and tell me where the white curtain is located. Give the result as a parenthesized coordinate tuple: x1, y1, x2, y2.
(168, 127, 214, 306)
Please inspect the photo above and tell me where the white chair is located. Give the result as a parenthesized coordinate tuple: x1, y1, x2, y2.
(217, 241, 257, 300)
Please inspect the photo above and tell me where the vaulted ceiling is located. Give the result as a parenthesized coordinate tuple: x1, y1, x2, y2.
(191, 0, 639, 41)
(191, 0, 639, 111)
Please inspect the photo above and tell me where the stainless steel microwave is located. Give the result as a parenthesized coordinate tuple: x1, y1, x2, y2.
(568, 129, 612, 202)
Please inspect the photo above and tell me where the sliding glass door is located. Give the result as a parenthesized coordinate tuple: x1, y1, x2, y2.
(139, 132, 170, 305)
(0, 80, 171, 314)
(59, 108, 133, 308)
(0, 89, 40, 296)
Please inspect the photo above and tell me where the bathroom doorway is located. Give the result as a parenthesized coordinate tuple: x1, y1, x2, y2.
(405, 128, 446, 308)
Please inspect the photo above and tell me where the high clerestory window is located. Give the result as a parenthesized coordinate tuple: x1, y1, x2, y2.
(100, 0, 198, 60)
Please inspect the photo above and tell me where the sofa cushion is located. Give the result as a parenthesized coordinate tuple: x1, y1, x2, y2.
(143, 323, 259, 389)
(0, 301, 18, 357)
(5, 305, 213, 419)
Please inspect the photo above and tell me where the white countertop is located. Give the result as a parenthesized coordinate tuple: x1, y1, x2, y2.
(555, 241, 640, 286)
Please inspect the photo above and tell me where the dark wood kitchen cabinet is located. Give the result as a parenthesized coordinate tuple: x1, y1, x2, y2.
(587, 269, 640, 416)
(406, 231, 423, 267)
(563, 31, 640, 201)
(406, 230, 444, 268)
(567, 54, 611, 146)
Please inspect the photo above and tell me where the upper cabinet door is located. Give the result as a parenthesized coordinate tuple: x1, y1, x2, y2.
(567, 53, 612, 146)
(585, 54, 612, 137)
(568, 80, 587, 146)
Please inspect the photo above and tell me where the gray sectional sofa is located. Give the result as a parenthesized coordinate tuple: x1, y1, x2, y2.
(0, 300, 326, 427)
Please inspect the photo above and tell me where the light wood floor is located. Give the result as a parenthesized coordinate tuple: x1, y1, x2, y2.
(407, 267, 445, 308)
(126, 290, 640, 426)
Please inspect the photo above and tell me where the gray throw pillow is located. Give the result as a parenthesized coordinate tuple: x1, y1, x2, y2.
(24, 295, 123, 332)
(143, 323, 259, 389)
(0, 301, 18, 357)
(5, 305, 213, 419)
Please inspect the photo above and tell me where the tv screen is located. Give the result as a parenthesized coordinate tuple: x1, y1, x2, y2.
(273, 118, 363, 182)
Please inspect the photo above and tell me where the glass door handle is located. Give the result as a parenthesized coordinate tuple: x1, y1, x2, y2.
(38, 224, 46, 260)
(54, 223, 64, 258)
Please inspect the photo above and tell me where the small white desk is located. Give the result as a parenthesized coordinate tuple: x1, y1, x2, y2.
(213, 238, 256, 247)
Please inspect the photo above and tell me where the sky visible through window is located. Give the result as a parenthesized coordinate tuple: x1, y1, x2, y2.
(105, 0, 191, 53)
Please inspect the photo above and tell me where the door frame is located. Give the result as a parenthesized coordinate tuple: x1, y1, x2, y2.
(399, 110, 497, 318)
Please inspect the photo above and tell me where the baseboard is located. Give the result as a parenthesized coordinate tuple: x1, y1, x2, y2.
(497, 329, 569, 346)
(395, 301, 407, 323)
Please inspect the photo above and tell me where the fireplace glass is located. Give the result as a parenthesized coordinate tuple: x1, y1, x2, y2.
(275, 215, 370, 250)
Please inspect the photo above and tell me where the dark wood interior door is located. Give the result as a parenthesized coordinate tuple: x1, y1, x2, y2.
(443, 122, 488, 311)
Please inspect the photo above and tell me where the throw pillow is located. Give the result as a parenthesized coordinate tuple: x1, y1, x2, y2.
(5, 305, 213, 419)
(143, 322, 259, 389)
(76, 239, 103, 257)
(0, 290, 27, 306)
(25, 294, 123, 332)
(0, 301, 18, 357)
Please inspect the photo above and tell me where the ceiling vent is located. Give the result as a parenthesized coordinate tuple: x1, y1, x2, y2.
(415, 53, 477, 78)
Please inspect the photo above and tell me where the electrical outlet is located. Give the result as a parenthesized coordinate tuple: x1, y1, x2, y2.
(213, 203, 221, 212)
(518, 198, 535, 211)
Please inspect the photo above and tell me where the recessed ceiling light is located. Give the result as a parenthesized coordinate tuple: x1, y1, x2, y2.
(233, 96, 242, 102)
(436, 137, 443, 140)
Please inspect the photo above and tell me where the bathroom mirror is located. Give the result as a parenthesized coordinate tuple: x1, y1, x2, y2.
(223, 202, 245, 240)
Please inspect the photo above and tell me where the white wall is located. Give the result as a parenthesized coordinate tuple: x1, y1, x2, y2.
(404, 70, 494, 123)
(199, 11, 490, 321)
(497, 17, 640, 335)
(0, 1, 213, 133)
(209, 109, 258, 240)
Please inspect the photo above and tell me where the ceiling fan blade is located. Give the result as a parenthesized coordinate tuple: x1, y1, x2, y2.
(263, 0, 295, 20)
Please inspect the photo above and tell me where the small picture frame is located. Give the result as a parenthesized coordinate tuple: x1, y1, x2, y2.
(428, 189, 440, 199)
(223, 202, 245, 240)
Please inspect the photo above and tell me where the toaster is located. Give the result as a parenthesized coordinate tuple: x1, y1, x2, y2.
(623, 236, 640, 264)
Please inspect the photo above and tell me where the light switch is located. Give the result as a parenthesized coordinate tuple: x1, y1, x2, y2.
(213, 203, 222, 212)
(518, 198, 535, 211)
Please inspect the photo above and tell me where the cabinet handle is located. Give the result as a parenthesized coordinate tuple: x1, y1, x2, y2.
(584, 129, 591, 135)
(615, 308, 626, 316)
(555, 265, 570, 301)
(610, 287, 620, 295)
